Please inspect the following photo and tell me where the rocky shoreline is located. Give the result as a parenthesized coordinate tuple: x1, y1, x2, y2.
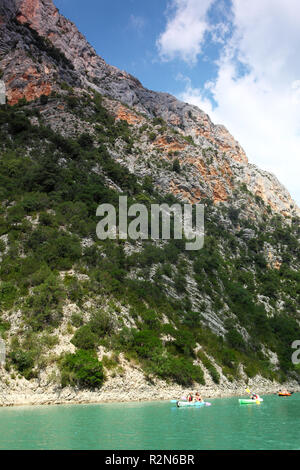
(1, 341, 299, 409)
(1, 374, 299, 408)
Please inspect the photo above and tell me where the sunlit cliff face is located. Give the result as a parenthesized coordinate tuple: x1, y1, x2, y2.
(0, 0, 299, 217)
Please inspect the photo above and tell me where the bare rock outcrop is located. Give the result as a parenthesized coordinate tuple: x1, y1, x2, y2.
(0, 0, 299, 218)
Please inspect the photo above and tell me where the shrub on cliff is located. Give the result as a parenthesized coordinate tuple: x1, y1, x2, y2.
(197, 350, 220, 384)
(0, 282, 18, 310)
(172, 158, 181, 173)
(40, 94, 49, 105)
(78, 133, 94, 148)
(148, 132, 157, 142)
(71, 325, 98, 350)
(89, 310, 114, 337)
(148, 353, 205, 386)
(60, 350, 104, 389)
(131, 329, 162, 359)
(10, 349, 35, 379)
(226, 329, 247, 352)
(24, 274, 65, 331)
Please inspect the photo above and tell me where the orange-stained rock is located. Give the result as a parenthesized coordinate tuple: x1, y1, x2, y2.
(16, 0, 41, 27)
(154, 135, 187, 153)
(213, 180, 228, 203)
(267, 251, 282, 270)
(193, 119, 248, 165)
(4, 63, 52, 105)
(116, 104, 144, 125)
(214, 126, 248, 164)
(7, 81, 51, 105)
(190, 188, 204, 204)
(221, 161, 233, 178)
(169, 115, 182, 126)
(0, 0, 297, 221)
(273, 260, 282, 270)
(169, 180, 205, 205)
(183, 155, 219, 184)
(16, 0, 59, 32)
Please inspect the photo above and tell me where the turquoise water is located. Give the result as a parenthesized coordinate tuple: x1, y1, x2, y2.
(0, 394, 299, 450)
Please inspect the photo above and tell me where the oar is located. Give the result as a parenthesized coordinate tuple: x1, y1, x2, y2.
(246, 388, 260, 404)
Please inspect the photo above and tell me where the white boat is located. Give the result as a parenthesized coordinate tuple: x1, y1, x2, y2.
(176, 400, 211, 407)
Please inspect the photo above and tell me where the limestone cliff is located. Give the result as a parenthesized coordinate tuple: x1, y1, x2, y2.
(0, 0, 300, 399)
(0, 0, 299, 217)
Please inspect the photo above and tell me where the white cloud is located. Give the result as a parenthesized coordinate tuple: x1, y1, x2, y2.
(129, 14, 145, 34)
(156, 0, 214, 64)
(177, 75, 214, 115)
(159, 0, 300, 205)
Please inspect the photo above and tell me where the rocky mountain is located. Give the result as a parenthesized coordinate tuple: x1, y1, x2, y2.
(1, 0, 299, 217)
(0, 0, 299, 405)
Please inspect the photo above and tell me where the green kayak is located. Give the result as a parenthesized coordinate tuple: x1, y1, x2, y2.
(239, 398, 263, 404)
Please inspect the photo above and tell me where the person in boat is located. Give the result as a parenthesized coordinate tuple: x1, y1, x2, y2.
(250, 393, 259, 400)
(187, 393, 193, 402)
(195, 392, 204, 402)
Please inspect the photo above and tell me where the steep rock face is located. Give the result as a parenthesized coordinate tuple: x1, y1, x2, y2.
(0, 0, 80, 104)
(0, 0, 299, 217)
(0, 1, 300, 397)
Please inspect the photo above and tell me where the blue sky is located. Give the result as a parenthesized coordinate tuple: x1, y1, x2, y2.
(55, 0, 218, 96)
(54, 0, 300, 206)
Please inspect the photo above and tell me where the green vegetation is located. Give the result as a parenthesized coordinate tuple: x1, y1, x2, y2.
(60, 350, 104, 389)
(0, 90, 299, 390)
(183, 135, 195, 146)
(10, 349, 35, 379)
(172, 158, 181, 173)
(197, 350, 220, 384)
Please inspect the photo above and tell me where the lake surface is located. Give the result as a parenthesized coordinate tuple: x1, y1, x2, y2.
(0, 394, 299, 450)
